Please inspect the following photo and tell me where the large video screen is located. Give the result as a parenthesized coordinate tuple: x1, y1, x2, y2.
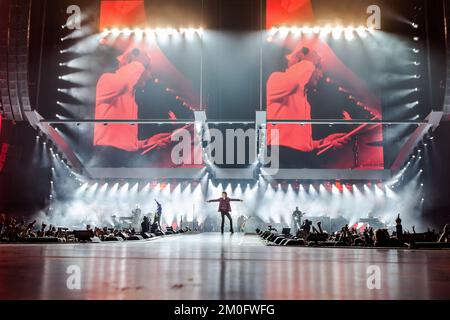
(46, 0, 425, 170)
(56, 0, 203, 168)
(264, 0, 390, 169)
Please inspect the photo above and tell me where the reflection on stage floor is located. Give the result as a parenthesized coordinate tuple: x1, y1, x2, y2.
(0, 233, 449, 299)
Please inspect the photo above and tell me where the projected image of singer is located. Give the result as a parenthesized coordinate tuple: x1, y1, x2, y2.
(93, 48, 171, 166)
(207, 192, 243, 234)
(267, 47, 351, 167)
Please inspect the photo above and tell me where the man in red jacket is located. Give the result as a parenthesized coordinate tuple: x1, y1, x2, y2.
(207, 192, 243, 234)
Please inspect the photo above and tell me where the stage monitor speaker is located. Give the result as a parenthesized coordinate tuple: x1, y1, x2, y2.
(73, 230, 94, 242)
(306, 234, 328, 242)
(104, 236, 123, 242)
(23, 237, 59, 243)
(117, 232, 129, 240)
(281, 228, 291, 235)
(141, 232, 153, 239)
(284, 239, 305, 246)
(128, 235, 144, 241)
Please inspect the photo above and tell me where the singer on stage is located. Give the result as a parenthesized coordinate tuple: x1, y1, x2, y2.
(207, 192, 243, 234)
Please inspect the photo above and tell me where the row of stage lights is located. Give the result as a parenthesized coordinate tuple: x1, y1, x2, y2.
(72, 180, 389, 193)
(270, 25, 374, 34)
(98, 26, 376, 40)
(268, 25, 374, 40)
(389, 128, 434, 203)
(408, 4, 423, 119)
(101, 27, 204, 37)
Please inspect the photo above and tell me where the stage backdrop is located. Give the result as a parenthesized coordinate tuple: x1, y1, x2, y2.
(45, 0, 427, 170)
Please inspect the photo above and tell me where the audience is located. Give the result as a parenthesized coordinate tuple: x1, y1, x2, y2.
(260, 213, 449, 248)
(0, 211, 448, 247)
(0, 212, 197, 243)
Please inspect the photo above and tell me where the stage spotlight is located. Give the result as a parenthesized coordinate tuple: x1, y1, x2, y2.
(302, 26, 312, 34)
(344, 26, 354, 40)
(181, 27, 196, 37)
(320, 25, 332, 37)
(269, 27, 279, 36)
(412, 23, 419, 29)
(278, 26, 289, 36)
(413, 74, 421, 79)
(112, 28, 120, 36)
(356, 25, 366, 33)
(289, 26, 300, 35)
(133, 28, 144, 37)
(406, 101, 419, 108)
(413, 37, 419, 41)
(356, 25, 367, 38)
(332, 26, 343, 39)
(414, 61, 421, 66)
(413, 48, 420, 53)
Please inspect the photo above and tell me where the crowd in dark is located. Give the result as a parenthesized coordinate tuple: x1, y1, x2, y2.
(0, 213, 193, 243)
(1, 211, 449, 246)
(258, 214, 450, 247)
(0, 213, 70, 242)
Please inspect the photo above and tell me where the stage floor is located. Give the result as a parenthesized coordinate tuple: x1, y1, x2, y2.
(0, 233, 449, 300)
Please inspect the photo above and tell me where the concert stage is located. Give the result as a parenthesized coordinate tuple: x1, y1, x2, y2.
(1, 233, 449, 300)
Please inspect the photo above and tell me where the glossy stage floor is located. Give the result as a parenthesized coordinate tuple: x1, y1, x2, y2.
(0, 233, 449, 300)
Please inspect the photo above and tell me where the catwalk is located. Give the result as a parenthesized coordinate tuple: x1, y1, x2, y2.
(0, 233, 449, 300)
